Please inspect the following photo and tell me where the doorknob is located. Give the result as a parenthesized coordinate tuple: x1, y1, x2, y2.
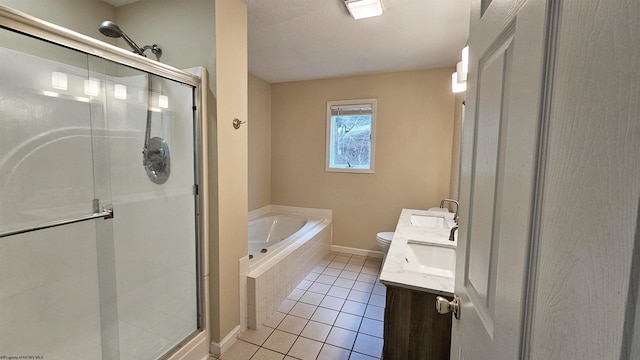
(436, 295, 460, 319)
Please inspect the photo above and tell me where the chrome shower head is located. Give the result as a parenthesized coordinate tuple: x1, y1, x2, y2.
(98, 20, 147, 57)
(98, 20, 122, 38)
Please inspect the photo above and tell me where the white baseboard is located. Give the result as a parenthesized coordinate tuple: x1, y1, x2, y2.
(209, 325, 241, 357)
(331, 245, 383, 259)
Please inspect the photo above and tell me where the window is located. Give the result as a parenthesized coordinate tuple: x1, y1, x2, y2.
(326, 99, 377, 173)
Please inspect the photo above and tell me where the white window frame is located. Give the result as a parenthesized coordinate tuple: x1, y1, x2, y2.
(325, 98, 377, 173)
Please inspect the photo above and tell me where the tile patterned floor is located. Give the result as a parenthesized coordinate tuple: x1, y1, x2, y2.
(214, 252, 385, 360)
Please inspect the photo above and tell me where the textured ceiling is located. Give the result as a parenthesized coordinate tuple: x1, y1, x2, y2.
(246, 0, 470, 83)
(102, 0, 470, 83)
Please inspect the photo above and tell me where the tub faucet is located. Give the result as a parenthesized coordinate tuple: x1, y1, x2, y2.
(440, 198, 460, 224)
(449, 226, 458, 242)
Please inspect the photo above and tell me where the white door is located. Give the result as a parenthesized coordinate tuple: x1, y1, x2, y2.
(450, 0, 553, 358)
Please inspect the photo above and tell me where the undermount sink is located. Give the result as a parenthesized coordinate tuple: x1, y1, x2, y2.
(403, 241, 455, 278)
(409, 214, 451, 229)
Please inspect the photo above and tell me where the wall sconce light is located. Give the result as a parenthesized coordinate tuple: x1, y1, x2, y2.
(452, 72, 467, 93)
(456, 62, 467, 82)
(114, 84, 127, 100)
(51, 72, 67, 90)
(158, 94, 169, 109)
(84, 78, 100, 96)
(344, 0, 384, 20)
(452, 45, 469, 93)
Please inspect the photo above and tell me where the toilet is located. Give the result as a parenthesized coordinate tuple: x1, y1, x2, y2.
(376, 231, 394, 255)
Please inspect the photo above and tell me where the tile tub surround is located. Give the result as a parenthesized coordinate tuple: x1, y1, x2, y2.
(246, 206, 332, 329)
(214, 252, 385, 360)
(379, 208, 457, 295)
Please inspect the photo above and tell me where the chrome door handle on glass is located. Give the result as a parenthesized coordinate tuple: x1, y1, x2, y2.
(0, 203, 114, 238)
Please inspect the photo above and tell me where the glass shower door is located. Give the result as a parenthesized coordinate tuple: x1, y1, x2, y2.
(0, 29, 118, 359)
(0, 21, 200, 360)
(97, 60, 199, 360)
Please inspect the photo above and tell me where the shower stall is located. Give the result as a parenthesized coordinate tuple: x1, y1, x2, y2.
(0, 6, 208, 360)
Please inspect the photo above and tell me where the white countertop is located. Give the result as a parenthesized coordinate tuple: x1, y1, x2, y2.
(379, 208, 457, 296)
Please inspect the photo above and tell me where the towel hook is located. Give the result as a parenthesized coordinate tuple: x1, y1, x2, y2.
(232, 118, 246, 129)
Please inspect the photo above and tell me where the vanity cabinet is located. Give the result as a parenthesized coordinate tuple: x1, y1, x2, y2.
(383, 285, 452, 360)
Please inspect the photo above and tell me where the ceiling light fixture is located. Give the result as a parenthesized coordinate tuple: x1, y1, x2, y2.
(344, 0, 384, 20)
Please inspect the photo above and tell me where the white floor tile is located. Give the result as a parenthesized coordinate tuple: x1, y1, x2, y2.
(263, 312, 286, 328)
(344, 264, 363, 273)
(287, 289, 305, 301)
(277, 315, 308, 335)
(299, 291, 325, 306)
(352, 333, 383, 358)
(327, 261, 347, 270)
(296, 280, 313, 291)
(317, 344, 351, 360)
(300, 321, 331, 342)
(287, 336, 323, 360)
(308, 282, 331, 295)
(372, 284, 386, 296)
(333, 278, 356, 290)
(368, 294, 385, 308)
(276, 299, 296, 313)
(239, 327, 274, 346)
(363, 305, 384, 321)
(356, 273, 378, 284)
(220, 340, 258, 360)
(316, 274, 338, 285)
(333, 255, 351, 263)
(349, 351, 379, 360)
(325, 327, 357, 349)
(342, 300, 367, 316)
(360, 267, 379, 275)
(334, 312, 362, 332)
(251, 347, 285, 360)
(359, 318, 383, 338)
(352, 281, 374, 293)
(339, 270, 359, 280)
(312, 265, 326, 274)
(289, 302, 317, 319)
(347, 290, 371, 304)
(328, 285, 351, 299)
(322, 267, 342, 277)
(311, 307, 339, 325)
(262, 329, 297, 354)
(320, 295, 346, 311)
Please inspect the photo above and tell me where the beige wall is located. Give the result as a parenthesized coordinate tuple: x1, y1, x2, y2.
(213, 0, 247, 342)
(0, 0, 115, 41)
(115, 0, 215, 72)
(271, 69, 455, 251)
(248, 73, 272, 210)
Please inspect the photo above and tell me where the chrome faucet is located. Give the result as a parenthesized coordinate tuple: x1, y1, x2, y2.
(440, 198, 460, 224)
(449, 226, 458, 242)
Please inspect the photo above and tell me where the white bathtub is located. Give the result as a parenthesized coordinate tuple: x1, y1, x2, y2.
(248, 214, 307, 255)
(244, 206, 332, 329)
